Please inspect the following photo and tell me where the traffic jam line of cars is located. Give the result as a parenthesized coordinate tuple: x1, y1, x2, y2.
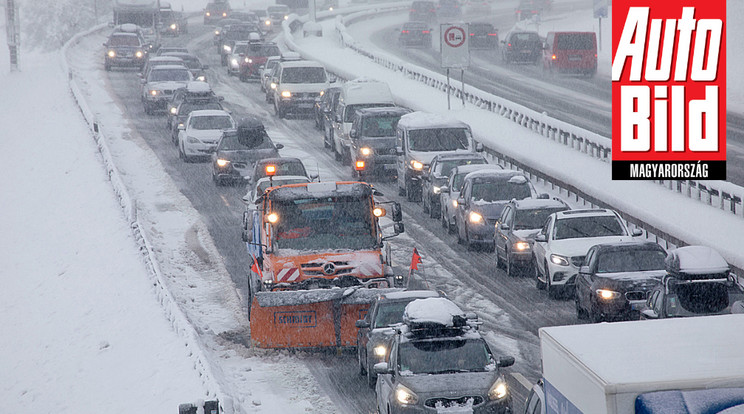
(102, 3, 744, 412)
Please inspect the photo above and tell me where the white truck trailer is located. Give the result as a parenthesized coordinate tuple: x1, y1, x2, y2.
(539, 314, 744, 414)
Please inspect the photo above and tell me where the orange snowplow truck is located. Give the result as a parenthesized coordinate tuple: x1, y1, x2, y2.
(242, 180, 405, 348)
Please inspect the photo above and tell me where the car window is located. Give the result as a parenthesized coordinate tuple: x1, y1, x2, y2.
(514, 208, 565, 230)
(190, 115, 233, 130)
(471, 180, 532, 202)
(595, 249, 666, 273)
(373, 301, 412, 328)
(452, 172, 467, 192)
(584, 247, 597, 271)
(555, 34, 595, 50)
(362, 115, 401, 137)
(540, 216, 552, 239)
(398, 339, 493, 374)
(553, 216, 625, 240)
(149, 69, 191, 82)
(109, 35, 140, 47)
(408, 128, 470, 152)
(281, 67, 327, 83)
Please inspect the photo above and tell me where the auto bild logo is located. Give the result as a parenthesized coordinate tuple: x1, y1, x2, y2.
(611, 0, 726, 180)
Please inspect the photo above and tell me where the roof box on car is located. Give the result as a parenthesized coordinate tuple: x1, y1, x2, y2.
(665, 245, 730, 279)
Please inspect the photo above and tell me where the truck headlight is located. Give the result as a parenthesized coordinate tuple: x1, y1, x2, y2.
(373, 345, 386, 357)
(107, 50, 116, 58)
(216, 159, 230, 167)
(281, 90, 292, 98)
(550, 254, 569, 266)
(488, 377, 508, 400)
(360, 147, 371, 156)
(410, 160, 423, 170)
(223, 44, 232, 53)
(170, 23, 177, 30)
(469, 211, 483, 224)
(395, 385, 418, 405)
(149, 90, 159, 96)
(135, 50, 143, 58)
(596, 289, 621, 300)
(513, 241, 530, 251)
(432, 186, 441, 194)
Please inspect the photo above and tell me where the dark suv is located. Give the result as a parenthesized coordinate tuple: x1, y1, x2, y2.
(211, 117, 284, 185)
(409, 0, 436, 22)
(374, 297, 514, 414)
(349, 107, 412, 180)
(204, 0, 231, 24)
(103, 32, 147, 71)
(398, 21, 432, 48)
(501, 31, 542, 64)
(421, 153, 487, 219)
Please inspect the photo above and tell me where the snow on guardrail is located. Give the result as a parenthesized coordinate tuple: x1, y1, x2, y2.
(61, 24, 239, 414)
(282, 8, 744, 276)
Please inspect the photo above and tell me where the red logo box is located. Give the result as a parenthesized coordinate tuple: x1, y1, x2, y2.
(611, 0, 726, 180)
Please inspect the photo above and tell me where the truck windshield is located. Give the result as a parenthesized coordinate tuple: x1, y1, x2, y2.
(408, 128, 470, 152)
(273, 196, 376, 250)
(398, 339, 492, 374)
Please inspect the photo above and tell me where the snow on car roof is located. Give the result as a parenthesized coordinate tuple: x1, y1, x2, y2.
(666, 245, 730, 275)
(279, 60, 325, 68)
(188, 109, 231, 117)
(404, 298, 464, 326)
(342, 78, 393, 105)
(185, 81, 212, 93)
(454, 164, 501, 175)
(382, 290, 441, 301)
(255, 175, 309, 187)
(555, 208, 615, 218)
(398, 111, 470, 130)
(464, 169, 524, 181)
(513, 198, 569, 210)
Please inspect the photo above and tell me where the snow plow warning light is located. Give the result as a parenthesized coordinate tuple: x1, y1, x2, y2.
(265, 165, 277, 176)
(355, 160, 365, 170)
(266, 212, 279, 223)
(373, 206, 386, 217)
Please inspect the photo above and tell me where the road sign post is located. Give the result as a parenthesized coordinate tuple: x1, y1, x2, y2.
(6, 0, 20, 71)
(440, 23, 469, 110)
(593, 0, 608, 51)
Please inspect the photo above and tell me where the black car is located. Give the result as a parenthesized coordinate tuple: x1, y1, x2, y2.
(103, 32, 147, 71)
(494, 198, 570, 276)
(640, 246, 744, 320)
(469, 23, 499, 49)
(212, 117, 284, 185)
(205, 0, 231, 24)
(355, 290, 442, 388)
(421, 153, 487, 219)
(436, 0, 462, 21)
(349, 107, 412, 180)
(398, 21, 432, 48)
(574, 241, 668, 322)
(314, 86, 341, 131)
(409, 0, 437, 22)
(250, 157, 317, 184)
(501, 31, 542, 64)
(213, 18, 241, 45)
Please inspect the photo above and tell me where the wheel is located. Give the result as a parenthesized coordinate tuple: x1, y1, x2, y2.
(464, 227, 474, 251)
(575, 295, 588, 319)
(367, 366, 376, 388)
(546, 271, 559, 299)
(405, 180, 416, 202)
(446, 214, 455, 234)
(105, 62, 111, 71)
(505, 251, 517, 276)
(495, 246, 504, 269)
(213, 173, 224, 186)
(274, 102, 285, 119)
(429, 201, 440, 219)
(144, 103, 152, 115)
(441, 208, 448, 228)
(589, 301, 603, 323)
(358, 347, 367, 376)
(178, 142, 186, 161)
(535, 260, 546, 290)
(456, 223, 464, 244)
(422, 195, 430, 214)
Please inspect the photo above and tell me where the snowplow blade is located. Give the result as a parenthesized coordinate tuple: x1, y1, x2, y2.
(250, 287, 401, 348)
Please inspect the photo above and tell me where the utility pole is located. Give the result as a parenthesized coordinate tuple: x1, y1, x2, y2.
(5, 0, 19, 71)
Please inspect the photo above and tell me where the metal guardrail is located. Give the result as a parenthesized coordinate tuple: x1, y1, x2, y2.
(283, 8, 744, 276)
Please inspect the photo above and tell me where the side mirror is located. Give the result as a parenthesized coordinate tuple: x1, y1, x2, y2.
(497, 356, 515, 368)
(396, 146, 404, 156)
(631, 228, 643, 237)
(456, 196, 466, 206)
(500, 223, 510, 231)
(475, 142, 484, 152)
(537, 193, 549, 199)
(391, 202, 403, 222)
(102, 43, 108, 47)
(373, 362, 393, 375)
(355, 319, 370, 329)
(440, 186, 449, 194)
(640, 309, 659, 320)
(275, 143, 284, 150)
(394, 222, 405, 234)
(535, 234, 547, 243)
(329, 75, 337, 83)
(140, 78, 147, 84)
(259, 64, 265, 70)
(349, 129, 358, 138)
(242, 192, 253, 204)
(309, 172, 320, 182)
(202, 64, 210, 70)
(579, 265, 590, 275)
(178, 124, 186, 130)
(334, 113, 342, 123)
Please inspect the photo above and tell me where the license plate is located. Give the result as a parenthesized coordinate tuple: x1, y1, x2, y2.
(521, 50, 531, 54)
(569, 56, 581, 61)
(630, 301, 646, 310)
(384, 164, 397, 170)
(297, 103, 314, 108)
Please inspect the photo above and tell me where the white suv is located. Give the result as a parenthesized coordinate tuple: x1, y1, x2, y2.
(532, 209, 643, 299)
(271, 60, 330, 118)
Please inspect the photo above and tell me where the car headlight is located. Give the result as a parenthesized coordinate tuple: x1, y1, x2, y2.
(214, 30, 220, 35)
(513, 241, 530, 251)
(596, 289, 621, 300)
(135, 50, 143, 58)
(281, 90, 292, 98)
(216, 159, 230, 167)
(284, 15, 288, 19)
(231, 58, 238, 67)
(360, 147, 372, 156)
(270, 82, 277, 89)
(223, 44, 232, 52)
(170, 23, 177, 30)
(186, 136, 200, 144)
(196, 75, 206, 82)
(205, 11, 211, 16)
(149, 90, 159, 96)
(107, 50, 116, 58)
(373, 345, 386, 357)
(222, 12, 227, 17)
(265, 20, 271, 25)
(177, 122, 184, 129)
(432, 186, 441, 194)
(169, 107, 177, 115)
(469, 211, 484, 224)
(319, 90, 325, 96)
(245, 58, 253, 63)
(410, 160, 423, 170)
(452, 199, 458, 208)
(550, 254, 569, 266)
(395, 385, 418, 405)
(488, 377, 508, 400)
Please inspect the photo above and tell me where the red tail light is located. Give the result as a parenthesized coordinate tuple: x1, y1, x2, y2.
(410, 8, 415, 11)
(470, 33, 474, 36)
(402, 30, 409, 33)
(551, 54, 557, 60)
(488, 33, 498, 36)
(507, 43, 512, 47)
(355, 161, 365, 171)
(422, 30, 430, 34)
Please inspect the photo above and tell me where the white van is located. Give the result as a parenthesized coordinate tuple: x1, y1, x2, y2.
(395, 112, 483, 201)
(329, 78, 395, 164)
(271, 59, 331, 118)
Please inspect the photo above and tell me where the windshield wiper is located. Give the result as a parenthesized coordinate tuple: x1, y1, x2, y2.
(429, 369, 471, 374)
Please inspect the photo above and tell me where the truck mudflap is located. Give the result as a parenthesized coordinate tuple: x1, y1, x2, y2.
(250, 286, 402, 348)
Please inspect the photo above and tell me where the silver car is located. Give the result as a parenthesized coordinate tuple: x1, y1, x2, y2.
(374, 298, 515, 414)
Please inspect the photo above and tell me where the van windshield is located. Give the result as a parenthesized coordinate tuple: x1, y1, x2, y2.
(281, 67, 327, 83)
(555, 34, 595, 50)
(408, 128, 470, 152)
